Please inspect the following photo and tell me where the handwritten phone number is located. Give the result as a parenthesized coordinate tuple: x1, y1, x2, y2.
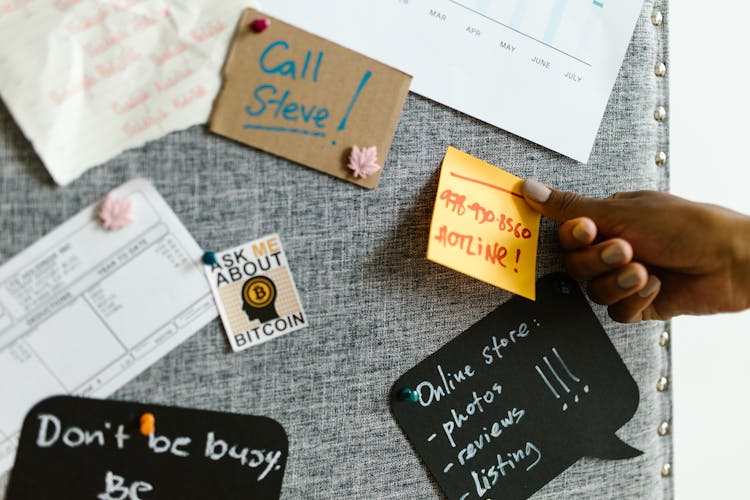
(439, 189, 532, 239)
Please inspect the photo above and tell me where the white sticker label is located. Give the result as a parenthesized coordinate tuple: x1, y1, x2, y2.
(205, 235, 307, 352)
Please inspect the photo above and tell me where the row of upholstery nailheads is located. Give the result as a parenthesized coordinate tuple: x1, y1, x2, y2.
(651, 4, 672, 483)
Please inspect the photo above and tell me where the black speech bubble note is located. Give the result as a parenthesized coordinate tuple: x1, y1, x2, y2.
(7, 396, 287, 500)
(390, 273, 641, 500)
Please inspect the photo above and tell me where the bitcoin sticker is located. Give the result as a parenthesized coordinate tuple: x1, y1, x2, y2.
(243, 277, 275, 308)
(206, 235, 308, 352)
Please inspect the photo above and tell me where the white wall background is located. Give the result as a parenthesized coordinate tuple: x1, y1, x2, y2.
(670, 3, 750, 499)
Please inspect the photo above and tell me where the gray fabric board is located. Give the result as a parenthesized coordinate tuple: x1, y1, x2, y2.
(0, 0, 672, 497)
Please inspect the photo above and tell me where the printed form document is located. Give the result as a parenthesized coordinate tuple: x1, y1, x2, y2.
(265, 0, 644, 163)
(0, 179, 216, 474)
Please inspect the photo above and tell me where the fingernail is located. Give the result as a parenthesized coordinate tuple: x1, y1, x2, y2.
(638, 275, 661, 298)
(572, 222, 593, 242)
(617, 269, 641, 289)
(601, 244, 627, 265)
(523, 180, 551, 203)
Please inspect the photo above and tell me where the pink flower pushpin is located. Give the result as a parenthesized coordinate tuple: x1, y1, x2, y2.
(347, 146, 381, 179)
(98, 193, 134, 231)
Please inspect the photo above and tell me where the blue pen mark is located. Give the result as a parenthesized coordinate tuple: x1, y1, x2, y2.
(313, 51, 323, 82)
(593, 0, 604, 6)
(331, 140, 337, 145)
(337, 70, 372, 131)
(243, 124, 326, 137)
(301, 51, 312, 79)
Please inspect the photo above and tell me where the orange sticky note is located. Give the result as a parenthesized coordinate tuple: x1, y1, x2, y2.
(427, 147, 541, 300)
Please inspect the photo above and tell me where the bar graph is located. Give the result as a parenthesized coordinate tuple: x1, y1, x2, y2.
(265, 0, 643, 163)
(449, 0, 606, 66)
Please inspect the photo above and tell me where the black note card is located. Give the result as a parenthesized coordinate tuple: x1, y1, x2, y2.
(390, 273, 642, 500)
(7, 396, 287, 500)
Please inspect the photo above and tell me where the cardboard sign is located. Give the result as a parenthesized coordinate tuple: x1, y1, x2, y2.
(7, 396, 288, 500)
(205, 234, 307, 352)
(427, 147, 541, 300)
(210, 9, 412, 189)
(390, 273, 642, 500)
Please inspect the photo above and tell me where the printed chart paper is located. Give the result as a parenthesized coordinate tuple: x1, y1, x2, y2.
(0, 0, 256, 185)
(0, 179, 217, 475)
(265, 0, 644, 163)
(205, 235, 307, 352)
(427, 147, 540, 300)
(210, 9, 411, 189)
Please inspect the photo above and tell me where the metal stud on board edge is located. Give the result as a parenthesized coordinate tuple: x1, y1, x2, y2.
(657, 421, 670, 436)
(661, 463, 672, 477)
(655, 151, 667, 167)
(651, 9, 663, 26)
(651, 9, 672, 484)
(659, 331, 670, 347)
(656, 376, 669, 392)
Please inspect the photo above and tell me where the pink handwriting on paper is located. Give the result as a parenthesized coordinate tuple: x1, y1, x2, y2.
(53, 0, 81, 12)
(190, 20, 225, 43)
(150, 42, 188, 66)
(111, 0, 143, 11)
(122, 110, 168, 137)
(173, 86, 206, 109)
(111, 90, 150, 115)
(154, 67, 194, 92)
(49, 75, 98, 104)
(96, 49, 142, 79)
(0, 0, 31, 18)
(65, 8, 107, 34)
(130, 8, 169, 32)
(84, 32, 129, 58)
(0, 0, 258, 185)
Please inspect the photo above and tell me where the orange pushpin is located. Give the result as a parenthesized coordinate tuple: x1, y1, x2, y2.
(139, 412, 155, 436)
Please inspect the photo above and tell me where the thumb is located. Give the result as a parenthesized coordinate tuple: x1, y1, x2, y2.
(522, 179, 610, 224)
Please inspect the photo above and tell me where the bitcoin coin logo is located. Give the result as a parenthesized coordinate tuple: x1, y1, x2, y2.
(241, 276, 279, 323)
(242, 276, 275, 308)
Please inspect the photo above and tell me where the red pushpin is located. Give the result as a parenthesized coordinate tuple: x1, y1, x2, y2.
(250, 18, 270, 33)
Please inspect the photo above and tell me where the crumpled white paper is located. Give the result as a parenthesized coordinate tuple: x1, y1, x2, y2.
(0, 0, 258, 185)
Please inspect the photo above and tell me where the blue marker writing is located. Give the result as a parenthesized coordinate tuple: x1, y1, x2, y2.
(242, 124, 325, 137)
(259, 39, 324, 82)
(245, 40, 370, 140)
(337, 70, 372, 131)
(245, 84, 330, 129)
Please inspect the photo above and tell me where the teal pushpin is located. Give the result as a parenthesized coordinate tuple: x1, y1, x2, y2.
(202, 251, 217, 266)
(398, 387, 419, 403)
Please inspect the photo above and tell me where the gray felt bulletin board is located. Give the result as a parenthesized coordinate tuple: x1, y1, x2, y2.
(0, 1, 671, 498)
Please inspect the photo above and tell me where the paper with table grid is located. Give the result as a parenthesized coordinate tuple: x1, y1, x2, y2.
(0, 178, 216, 475)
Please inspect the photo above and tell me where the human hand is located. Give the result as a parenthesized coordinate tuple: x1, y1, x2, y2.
(522, 180, 750, 323)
